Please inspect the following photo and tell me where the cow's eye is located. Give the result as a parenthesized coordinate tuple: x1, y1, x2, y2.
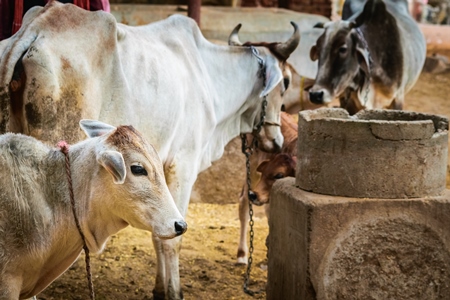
(283, 78, 290, 91)
(274, 173, 284, 179)
(339, 46, 347, 55)
(131, 165, 148, 176)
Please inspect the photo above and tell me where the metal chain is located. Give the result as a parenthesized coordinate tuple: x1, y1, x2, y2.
(241, 98, 267, 296)
(242, 46, 267, 296)
(241, 133, 257, 296)
(58, 141, 95, 300)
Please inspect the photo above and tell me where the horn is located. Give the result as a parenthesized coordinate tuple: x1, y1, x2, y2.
(274, 21, 300, 60)
(228, 24, 243, 46)
(313, 22, 325, 29)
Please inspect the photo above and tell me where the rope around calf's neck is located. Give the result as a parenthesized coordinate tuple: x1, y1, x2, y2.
(57, 141, 95, 300)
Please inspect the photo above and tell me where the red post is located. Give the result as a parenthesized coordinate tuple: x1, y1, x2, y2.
(188, 0, 201, 27)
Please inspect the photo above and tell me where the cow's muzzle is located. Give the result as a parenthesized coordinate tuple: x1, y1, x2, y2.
(174, 220, 188, 236)
(309, 90, 324, 104)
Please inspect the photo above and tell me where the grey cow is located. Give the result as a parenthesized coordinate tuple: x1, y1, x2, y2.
(309, 0, 426, 114)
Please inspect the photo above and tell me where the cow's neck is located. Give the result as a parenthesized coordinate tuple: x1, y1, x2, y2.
(199, 46, 265, 168)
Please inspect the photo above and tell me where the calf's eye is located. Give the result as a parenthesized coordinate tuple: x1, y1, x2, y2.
(274, 173, 284, 179)
(131, 165, 148, 176)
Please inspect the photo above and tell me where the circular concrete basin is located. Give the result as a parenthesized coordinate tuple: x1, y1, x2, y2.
(296, 108, 449, 198)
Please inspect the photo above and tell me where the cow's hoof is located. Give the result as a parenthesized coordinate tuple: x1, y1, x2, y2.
(152, 289, 165, 300)
(236, 256, 248, 265)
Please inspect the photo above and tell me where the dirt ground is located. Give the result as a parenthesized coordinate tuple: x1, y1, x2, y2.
(37, 60, 450, 299)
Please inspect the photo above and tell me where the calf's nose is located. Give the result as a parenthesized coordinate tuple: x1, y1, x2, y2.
(174, 220, 188, 236)
(309, 90, 324, 104)
(248, 191, 258, 202)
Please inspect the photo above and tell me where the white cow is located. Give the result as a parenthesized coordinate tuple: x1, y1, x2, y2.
(0, 2, 300, 299)
(0, 120, 186, 299)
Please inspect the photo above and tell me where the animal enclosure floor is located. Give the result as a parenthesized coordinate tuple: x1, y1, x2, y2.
(37, 70, 450, 300)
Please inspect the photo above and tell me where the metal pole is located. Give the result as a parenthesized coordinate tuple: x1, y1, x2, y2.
(188, 0, 201, 27)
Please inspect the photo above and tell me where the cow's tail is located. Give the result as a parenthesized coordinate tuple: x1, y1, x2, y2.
(0, 6, 43, 133)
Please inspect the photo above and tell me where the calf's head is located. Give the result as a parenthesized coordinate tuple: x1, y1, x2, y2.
(80, 120, 187, 240)
(251, 153, 297, 205)
(229, 22, 300, 152)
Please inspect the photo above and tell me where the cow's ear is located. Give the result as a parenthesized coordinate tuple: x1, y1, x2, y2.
(256, 160, 270, 173)
(80, 120, 116, 138)
(282, 64, 292, 92)
(260, 56, 283, 97)
(310, 45, 319, 61)
(97, 150, 126, 184)
(356, 45, 370, 77)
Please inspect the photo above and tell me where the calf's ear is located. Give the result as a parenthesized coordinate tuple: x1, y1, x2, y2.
(289, 156, 298, 176)
(256, 160, 270, 173)
(80, 120, 116, 138)
(97, 150, 126, 184)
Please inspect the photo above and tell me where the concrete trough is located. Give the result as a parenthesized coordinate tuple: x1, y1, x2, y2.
(267, 108, 450, 300)
(296, 108, 448, 199)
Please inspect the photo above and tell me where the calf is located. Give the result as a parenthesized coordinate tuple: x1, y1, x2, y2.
(0, 120, 186, 299)
(237, 112, 298, 264)
(251, 114, 298, 205)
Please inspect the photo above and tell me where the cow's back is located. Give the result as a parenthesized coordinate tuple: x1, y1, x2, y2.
(384, 0, 426, 92)
(0, 2, 122, 144)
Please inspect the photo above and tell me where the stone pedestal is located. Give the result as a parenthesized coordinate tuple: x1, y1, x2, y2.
(267, 180, 450, 300)
(267, 108, 450, 299)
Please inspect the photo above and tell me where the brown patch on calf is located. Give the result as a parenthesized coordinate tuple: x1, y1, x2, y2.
(106, 126, 147, 154)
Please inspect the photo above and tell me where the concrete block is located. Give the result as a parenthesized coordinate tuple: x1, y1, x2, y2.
(267, 178, 450, 300)
(296, 108, 449, 199)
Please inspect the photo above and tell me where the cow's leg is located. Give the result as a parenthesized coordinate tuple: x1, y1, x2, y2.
(152, 161, 195, 300)
(152, 235, 184, 300)
(152, 235, 167, 300)
(237, 184, 249, 264)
